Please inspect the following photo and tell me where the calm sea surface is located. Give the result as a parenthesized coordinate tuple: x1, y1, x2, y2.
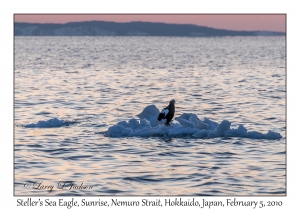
(14, 36, 286, 196)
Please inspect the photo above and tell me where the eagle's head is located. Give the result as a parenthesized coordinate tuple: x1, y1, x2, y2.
(169, 99, 175, 105)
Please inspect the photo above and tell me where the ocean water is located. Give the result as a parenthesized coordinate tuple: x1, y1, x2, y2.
(14, 36, 286, 196)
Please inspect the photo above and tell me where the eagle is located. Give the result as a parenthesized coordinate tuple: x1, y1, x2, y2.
(157, 99, 175, 126)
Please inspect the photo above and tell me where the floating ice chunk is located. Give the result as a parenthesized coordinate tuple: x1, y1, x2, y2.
(246, 130, 282, 140)
(245, 131, 264, 139)
(137, 105, 160, 121)
(128, 118, 139, 128)
(104, 104, 282, 140)
(177, 113, 192, 120)
(25, 118, 67, 128)
(23, 104, 282, 140)
(186, 114, 209, 130)
(121, 128, 132, 137)
(192, 130, 210, 138)
(107, 125, 132, 137)
(117, 121, 130, 128)
(175, 117, 195, 128)
(160, 118, 167, 124)
(189, 114, 199, 123)
(194, 121, 209, 130)
(148, 116, 159, 127)
(204, 117, 219, 130)
(208, 130, 221, 138)
(140, 118, 151, 128)
(224, 125, 247, 137)
(149, 124, 169, 136)
(216, 120, 231, 135)
(137, 105, 159, 127)
(128, 127, 151, 137)
(263, 130, 282, 140)
(168, 126, 199, 136)
(25, 123, 37, 128)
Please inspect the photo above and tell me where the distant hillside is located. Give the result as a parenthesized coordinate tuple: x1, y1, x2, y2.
(14, 21, 285, 37)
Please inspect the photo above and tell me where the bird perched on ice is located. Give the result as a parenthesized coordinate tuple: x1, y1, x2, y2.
(157, 99, 175, 126)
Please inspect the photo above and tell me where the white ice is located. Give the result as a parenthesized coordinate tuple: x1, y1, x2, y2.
(105, 104, 282, 140)
(25, 118, 68, 128)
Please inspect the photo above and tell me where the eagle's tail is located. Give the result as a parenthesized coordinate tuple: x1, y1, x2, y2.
(157, 113, 164, 121)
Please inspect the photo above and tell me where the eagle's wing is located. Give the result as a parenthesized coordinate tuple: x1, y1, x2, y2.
(161, 108, 169, 117)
